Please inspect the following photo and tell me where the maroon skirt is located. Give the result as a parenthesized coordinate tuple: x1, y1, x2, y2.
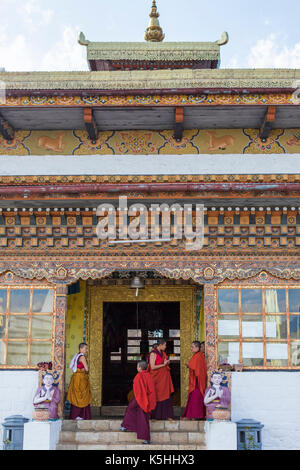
(151, 397, 174, 420)
(122, 397, 150, 441)
(181, 381, 205, 419)
(69, 404, 91, 420)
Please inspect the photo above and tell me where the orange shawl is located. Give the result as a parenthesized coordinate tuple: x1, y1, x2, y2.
(148, 350, 174, 402)
(188, 351, 207, 396)
(133, 371, 157, 413)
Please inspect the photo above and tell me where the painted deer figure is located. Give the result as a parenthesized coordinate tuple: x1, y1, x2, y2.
(286, 133, 300, 147)
(38, 132, 65, 152)
(206, 131, 234, 151)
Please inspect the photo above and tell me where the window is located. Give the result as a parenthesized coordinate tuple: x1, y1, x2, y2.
(110, 329, 181, 363)
(0, 287, 55, 368)
(217, 287, 300, 368)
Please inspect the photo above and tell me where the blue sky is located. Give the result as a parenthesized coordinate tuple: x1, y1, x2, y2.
(0, 0, 299, 71)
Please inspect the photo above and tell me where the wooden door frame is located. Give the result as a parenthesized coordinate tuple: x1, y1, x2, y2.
(87, 285, 196, 407)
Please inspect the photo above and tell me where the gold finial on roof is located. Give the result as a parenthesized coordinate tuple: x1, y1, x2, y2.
(145, 0, 165, 42)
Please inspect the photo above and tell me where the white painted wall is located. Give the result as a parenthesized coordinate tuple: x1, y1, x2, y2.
(0, 371, 38, 450)
(0, 154, 299, 176)
(231, 372, 300, 450)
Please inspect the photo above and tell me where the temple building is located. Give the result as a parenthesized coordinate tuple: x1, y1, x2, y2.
(0, 0, 300, 450)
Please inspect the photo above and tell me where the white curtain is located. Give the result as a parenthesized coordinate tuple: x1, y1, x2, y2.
(37, 290, 53, 313)
(265, 289, 283, 365)
(265, 289, 280, 314)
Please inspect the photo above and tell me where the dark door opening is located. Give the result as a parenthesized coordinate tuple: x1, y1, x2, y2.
(102, 302, 180, 406)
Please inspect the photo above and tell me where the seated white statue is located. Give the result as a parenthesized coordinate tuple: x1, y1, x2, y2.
(33, 373, 60, 420)
(204, 371, 230, 420)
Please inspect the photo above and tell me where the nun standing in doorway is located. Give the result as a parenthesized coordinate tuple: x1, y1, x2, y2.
(67, 342, 92, 420)
(181, 341, 207, 420)
(148, 338, 175, 420)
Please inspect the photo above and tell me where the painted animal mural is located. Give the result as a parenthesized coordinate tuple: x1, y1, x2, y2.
(38, 132, 65, 152)
(1, 128, 299, 155)
(286, 133, 300, 147)
(206, 131, 235, 151)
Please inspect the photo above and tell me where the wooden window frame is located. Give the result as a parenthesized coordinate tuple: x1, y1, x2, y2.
(216, 285, 300, 369)
(0, 286, 56, 369)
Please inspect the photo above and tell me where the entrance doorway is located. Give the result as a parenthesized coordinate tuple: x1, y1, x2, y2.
(88, 284, 196, 407)
(102, 302, 180, 406)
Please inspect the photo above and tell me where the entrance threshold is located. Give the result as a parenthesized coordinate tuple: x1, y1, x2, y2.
(99, 406, 183, 418)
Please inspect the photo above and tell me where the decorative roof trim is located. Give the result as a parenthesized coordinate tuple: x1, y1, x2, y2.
(86, 44, 220, 61)
(78, 32, 229, 61)
(0, 69, 299, 91)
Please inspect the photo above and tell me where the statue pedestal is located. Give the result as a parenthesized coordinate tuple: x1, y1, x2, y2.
(205, 421, 237, 450)
(23, 419, 62, 450)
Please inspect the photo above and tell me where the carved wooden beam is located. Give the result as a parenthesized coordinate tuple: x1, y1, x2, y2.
(260, 106, 276, 142)
(174, 107, 184, 142)
(0, 113, 14, 142)
(84, 108, 98, 143)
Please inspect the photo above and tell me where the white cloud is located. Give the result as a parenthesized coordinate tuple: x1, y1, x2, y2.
(0, 25, 35, 71)
(247, 34, 300, 68)
(40, 26, 88, 71)
(19, 0, 54, 33)
(24, 0, 38, 15)
(0, 24, 87, 71)
(226, 56, 239, 68)
(42, 9, 54, 25)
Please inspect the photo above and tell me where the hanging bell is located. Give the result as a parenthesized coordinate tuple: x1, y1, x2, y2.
(130, 276, 145, 297)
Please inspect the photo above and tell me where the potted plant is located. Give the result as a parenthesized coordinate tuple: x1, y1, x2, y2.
(36, 361, 53, 371)
(3, 438, 12, 450)
(218, 361, 233, 372)
(212, 405, 231, 421)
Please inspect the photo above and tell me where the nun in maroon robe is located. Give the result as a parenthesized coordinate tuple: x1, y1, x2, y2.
(148, 338, 174, 420)
(121, 361, 156, 444)
(182, 341, 207, 420)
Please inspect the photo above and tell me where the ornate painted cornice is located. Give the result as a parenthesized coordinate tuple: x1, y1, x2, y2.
(1, 69, 299, 92)
(0, 173, 299, 185)
(0, 264, 114, 284)
(156, 265, 300, 284)
(0, 93, 295, 107)
(0, 260, 299, 285)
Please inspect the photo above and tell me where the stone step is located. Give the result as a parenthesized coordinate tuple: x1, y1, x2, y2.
(57, 443, 207, 451)
(61, 419, 205, 433)
(57, 419, 207, 450)
(100, 406, 183, 417)
(59, 429, 206, 445)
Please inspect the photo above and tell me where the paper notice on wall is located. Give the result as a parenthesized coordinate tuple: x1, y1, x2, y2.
(0, 340, 4, 363)
(218, 320, 239, 336)
(242, 342, 263, 359)
(266, 320, 277, 338)
(227, 342, 240, 364)
(128, 329, 141, 337)
(242, 321, 263, 338)
(266, 343, 288, 360)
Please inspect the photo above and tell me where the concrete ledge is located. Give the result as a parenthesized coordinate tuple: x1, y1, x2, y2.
(205, 421, 237, 450)
(23, 420, 62, 450)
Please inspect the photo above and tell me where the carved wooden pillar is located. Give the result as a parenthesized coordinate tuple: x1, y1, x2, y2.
(204, 283, 217, 373)
(54, 283, 68, 417)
